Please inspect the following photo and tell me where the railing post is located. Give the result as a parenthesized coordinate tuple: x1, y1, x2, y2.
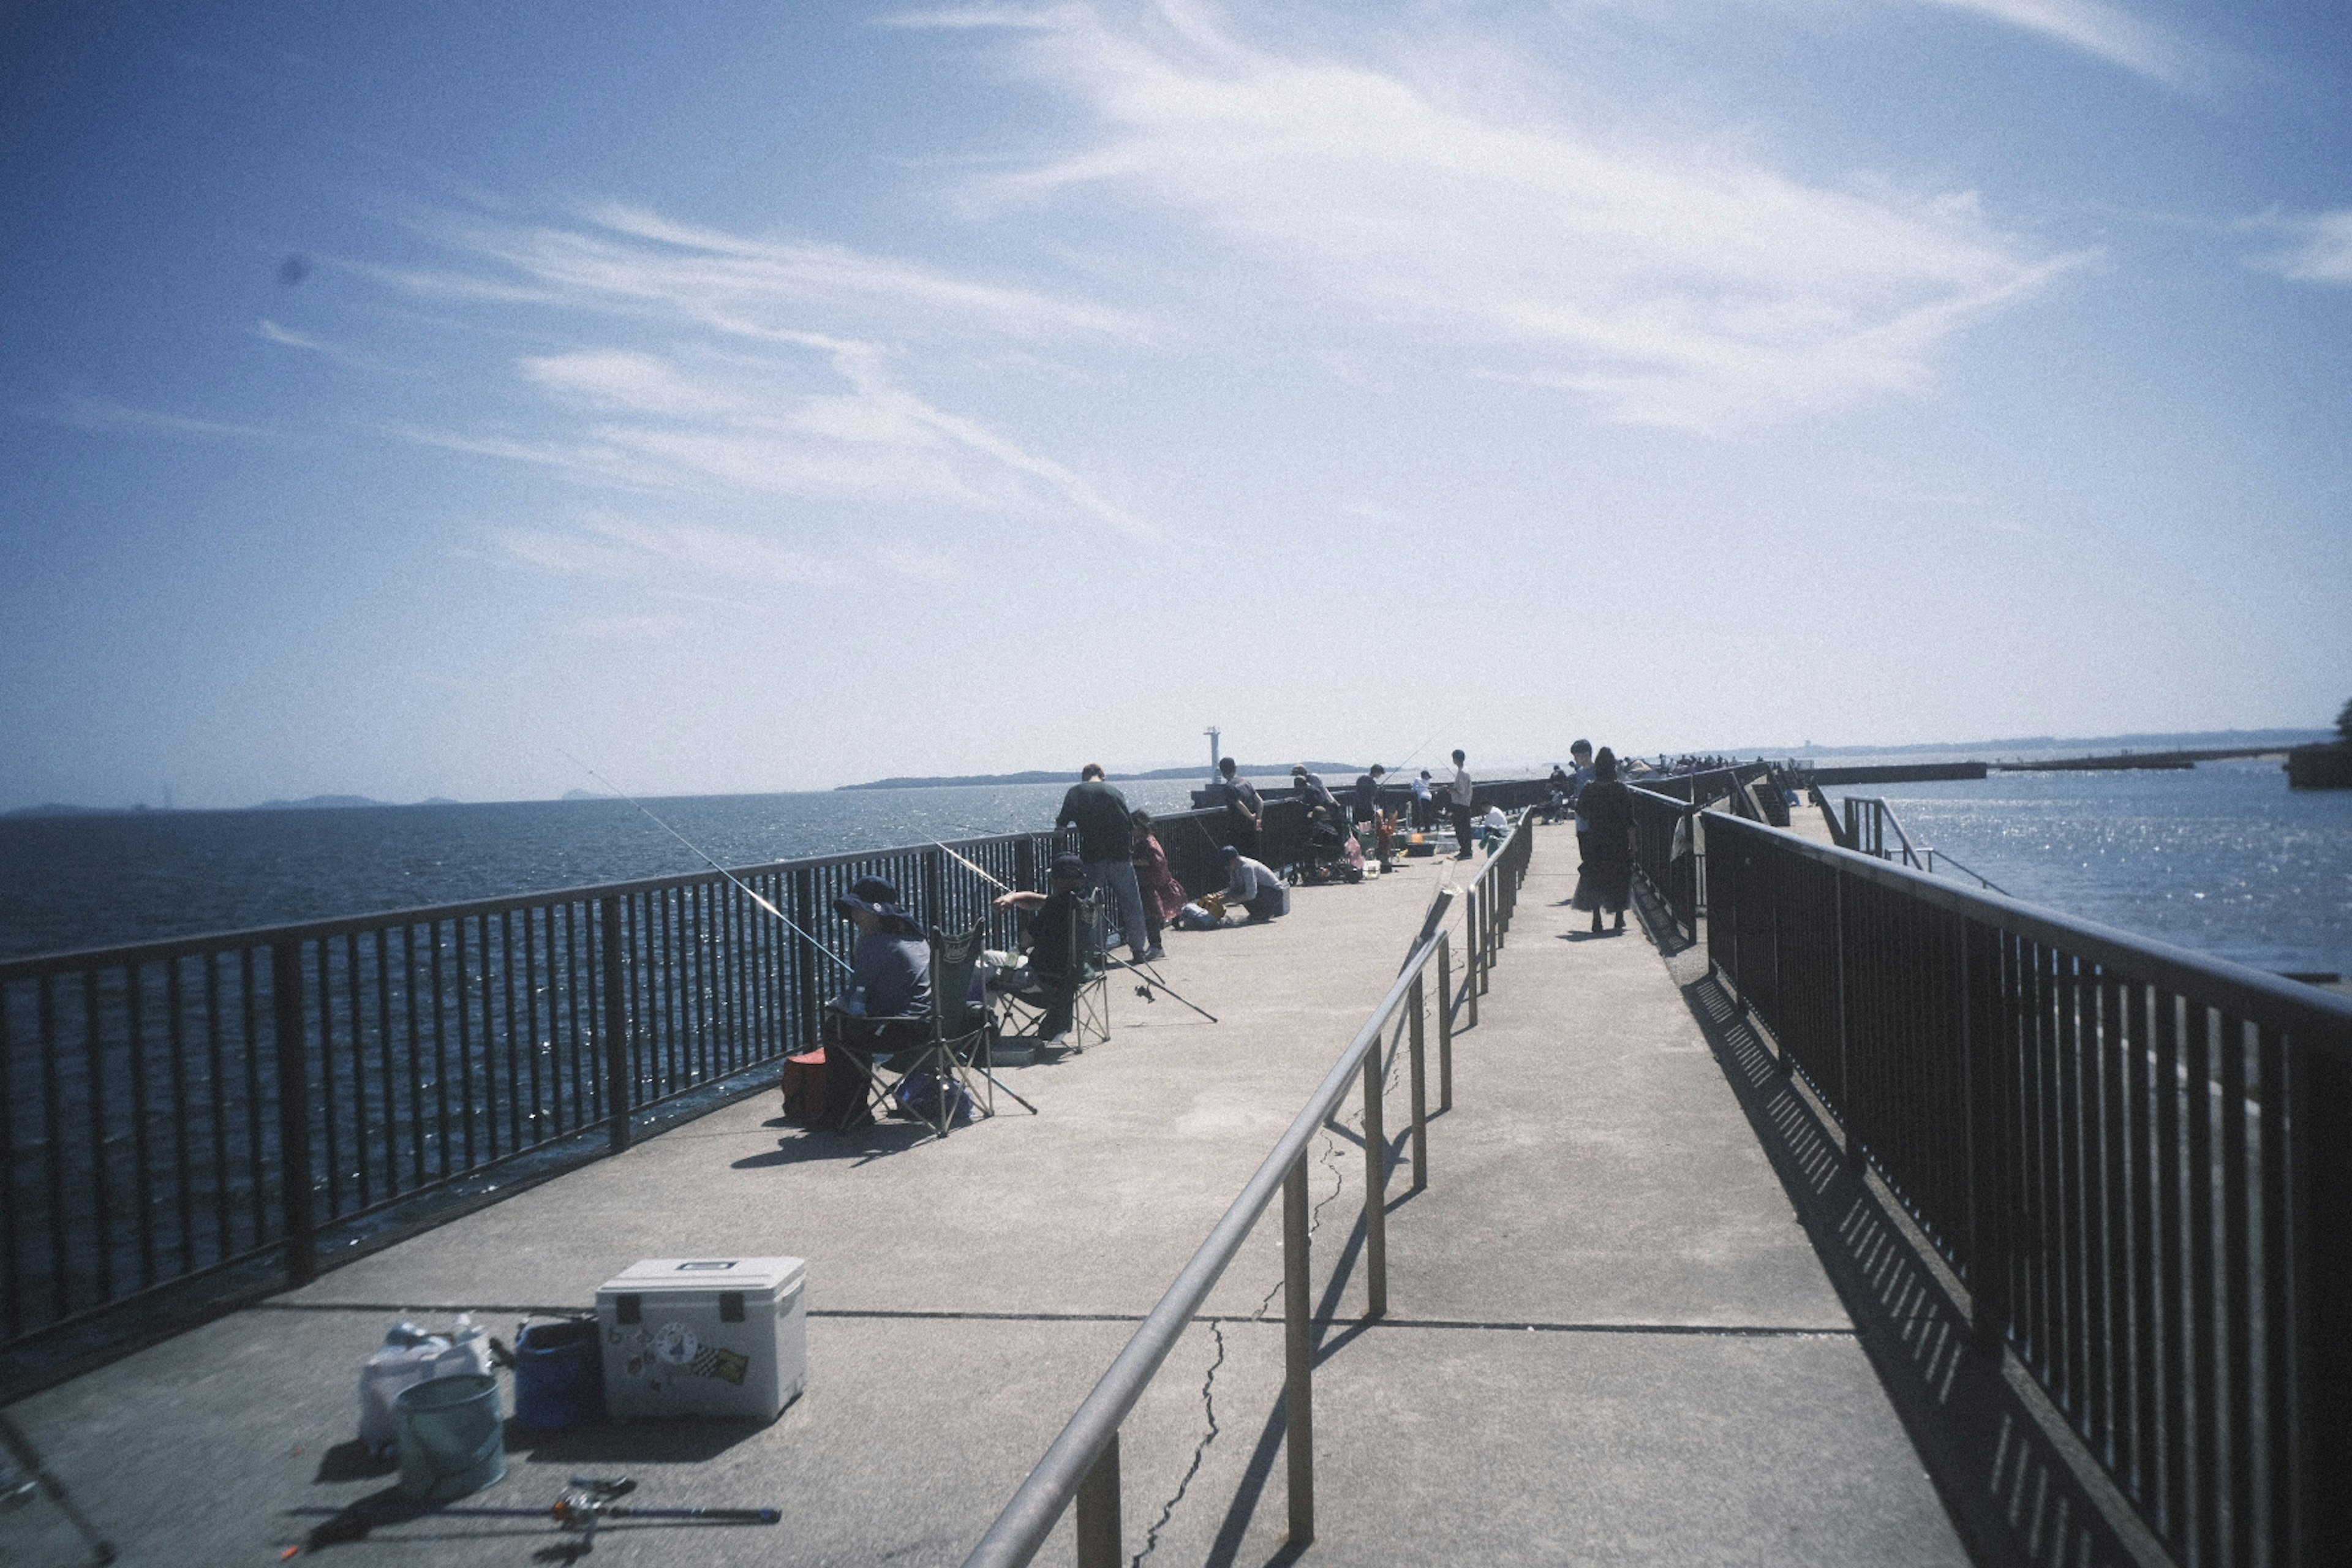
(600, 895, 631, 1154)
(271, 940, 315, 1285)
(1361, 1047, 1387, 1320)
(1283, 1157, 1315, 1549)
(1074, 1430, 1120, 1568)
(1464, 893, 1480, 1028)
(1409, 976, 1428, 1191)
(1962, 921, 2010, 1347)
(1438, 935, 1453, 1110)
(1836, 874, 1861, 1165)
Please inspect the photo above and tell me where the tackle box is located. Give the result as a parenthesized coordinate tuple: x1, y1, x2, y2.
(596, 1256, 806, 1422)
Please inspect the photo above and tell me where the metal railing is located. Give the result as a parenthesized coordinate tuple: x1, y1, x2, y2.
(1838, 795, 2008, 893)
(1703, 811, 2352, 1567)
(1625, 768, 1760, 941)
(961, 812, 1537, 1568)
(0, 809, 1240, 1355)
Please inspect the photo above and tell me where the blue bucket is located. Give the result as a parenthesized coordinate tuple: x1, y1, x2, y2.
(394, 1373, 505, 1501)
(513, 1317, 605, 1430)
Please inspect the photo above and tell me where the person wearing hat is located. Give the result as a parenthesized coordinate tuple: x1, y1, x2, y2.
(823, 876, 933, 1130)
(992, 851, 1090, 1042)
(1221, 845, 1290, 922)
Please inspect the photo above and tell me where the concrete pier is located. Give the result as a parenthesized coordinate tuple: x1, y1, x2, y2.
(7, 825, 2003, 1566)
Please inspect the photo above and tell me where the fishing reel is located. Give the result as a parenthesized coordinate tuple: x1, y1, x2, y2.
(552, 1477, 636, 1539)
(549, 1474, 780, 1542)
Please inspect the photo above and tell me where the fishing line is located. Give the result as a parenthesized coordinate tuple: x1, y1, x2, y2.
(560, 751, 851, 974)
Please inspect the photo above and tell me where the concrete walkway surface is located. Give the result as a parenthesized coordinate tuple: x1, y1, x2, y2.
(3, 825, 1980, 1567)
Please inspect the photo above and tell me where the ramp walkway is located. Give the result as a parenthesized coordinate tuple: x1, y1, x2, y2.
(7, 824, 1974, 1567)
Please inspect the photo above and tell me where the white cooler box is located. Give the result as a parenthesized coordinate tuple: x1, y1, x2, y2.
(597, 1256, 806, 1421)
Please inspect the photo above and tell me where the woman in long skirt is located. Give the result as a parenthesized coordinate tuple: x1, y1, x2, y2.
(1130, 810, 1187, 960)
(1569, 748, 1636, 935)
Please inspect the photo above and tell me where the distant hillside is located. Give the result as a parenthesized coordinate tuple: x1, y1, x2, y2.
(839, 762, 1363, 791)
(1741, 728, 2331, 758)
(249, 794, 394, 812)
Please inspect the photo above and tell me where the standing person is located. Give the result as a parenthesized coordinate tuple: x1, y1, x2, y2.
(1448, 749, 1476, 859)
(1212, 756, 1264, 858)
(1351, 764, 1386, 827)
(1411, 770, 1434, 830)
(1566, 739, 1596, 862)
(1057, 764, 1150, 967)
(1129, 810, 1185, 960)
(1570, 748, 1637, 935)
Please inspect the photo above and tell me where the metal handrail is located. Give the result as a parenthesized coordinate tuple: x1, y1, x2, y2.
(962, 811, 1537, 1567)
(1701, 810, 2352, 1566)
(1837, 796, 2008, 895)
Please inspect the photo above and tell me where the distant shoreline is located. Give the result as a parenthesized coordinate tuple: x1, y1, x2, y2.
(8, 729, 2333, 816)
(834, 763, 1357, 792)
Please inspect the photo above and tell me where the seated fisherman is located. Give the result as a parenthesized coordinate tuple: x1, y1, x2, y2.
(1221, 845, 1291, 922)
(824, 877, 933, 1131)
(991, 851, 1089, 1042)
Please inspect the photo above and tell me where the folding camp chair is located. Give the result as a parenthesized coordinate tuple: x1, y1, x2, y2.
(835, 921, 995, 1140)
(991, 889, 1113, 1053)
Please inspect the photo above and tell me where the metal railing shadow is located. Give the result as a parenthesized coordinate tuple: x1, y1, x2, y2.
(1670, 926, 2162, 1568)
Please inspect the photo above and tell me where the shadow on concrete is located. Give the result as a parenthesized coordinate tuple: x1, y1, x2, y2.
(729, 1125, 935, 1169)
(1676, 971, 2154, 1568)
(500, 1413, 770, 1464)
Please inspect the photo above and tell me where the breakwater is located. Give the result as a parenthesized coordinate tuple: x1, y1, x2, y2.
(0, 801, 1283, 1383)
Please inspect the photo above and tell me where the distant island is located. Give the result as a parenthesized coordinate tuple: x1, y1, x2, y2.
(838, 762, 1364, 791)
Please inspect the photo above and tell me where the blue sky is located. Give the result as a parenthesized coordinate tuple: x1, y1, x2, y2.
(4, 0, 2348, 807)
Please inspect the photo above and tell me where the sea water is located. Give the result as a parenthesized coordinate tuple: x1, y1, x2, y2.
(5, 764, 2348, 979)
(0, 779, 1208, 960)
(1815, 757, 2352, 979)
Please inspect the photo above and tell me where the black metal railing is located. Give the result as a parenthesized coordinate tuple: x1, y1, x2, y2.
(1703, 811, 2352, 1568)
(1626, 767, 1760, 941)
(0, 810, 1232, 1355)
(962, 812, 1537, 1568)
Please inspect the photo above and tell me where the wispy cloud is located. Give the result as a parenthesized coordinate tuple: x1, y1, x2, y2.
(377, 205, 1156, 537)
(2247, 209, 2352, 286)
(47, 394, 279, 441)
(935, 2, 2075, 427)
(497, 513, 839, 588)
(1899, 0, 2197, 88)
(257, 318, 402, 374)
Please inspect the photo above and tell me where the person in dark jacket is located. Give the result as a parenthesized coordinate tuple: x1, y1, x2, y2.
(1058, 764, 1150, 967)
(993, 852, 1090, 1041)
(1569, 748, 1636, 935)
(1351, 765, 1385, 826)
(1212, 757, 1265, 856)
(823, 877, 933, 1130)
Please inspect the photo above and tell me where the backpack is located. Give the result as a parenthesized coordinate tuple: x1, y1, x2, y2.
(894, 1070, 974, 1126)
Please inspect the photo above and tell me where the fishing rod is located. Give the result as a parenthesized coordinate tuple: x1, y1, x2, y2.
(562, 752, 851, 974)
(938, 837, 1220, 1025)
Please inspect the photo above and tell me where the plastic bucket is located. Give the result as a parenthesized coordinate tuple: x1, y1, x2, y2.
(513, 1318, 606, 1430)
(394, 1373, 505, 1501)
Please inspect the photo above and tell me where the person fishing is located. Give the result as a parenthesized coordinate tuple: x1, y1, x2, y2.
(992, 852, 1089, 1044)
(823, 877, 932, 1131)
